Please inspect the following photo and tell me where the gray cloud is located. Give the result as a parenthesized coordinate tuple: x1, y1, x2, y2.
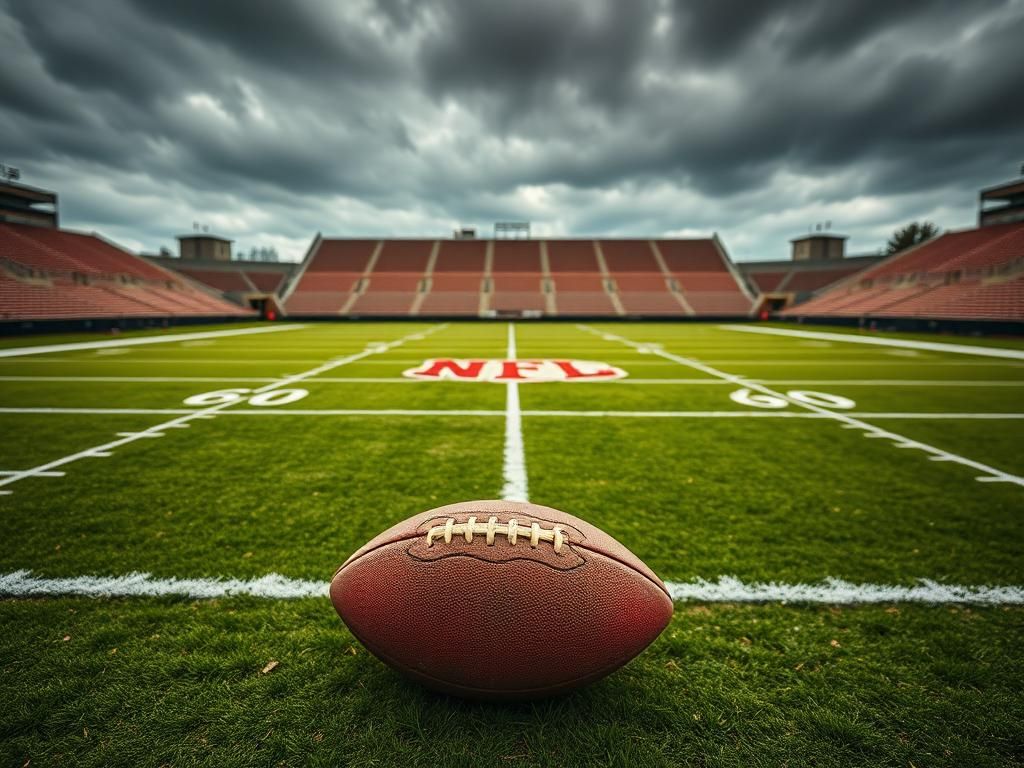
(1, 0, 1022, 262)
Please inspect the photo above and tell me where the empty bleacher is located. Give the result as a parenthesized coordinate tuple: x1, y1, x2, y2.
(613, 273, 684, 314)
(0, 222, 253, 321)
(738, 255, 883, 312)
(348, 240, 432, 315)
(748, 271, 789, 292)
(284, 239, 377, 315)
(177, 267, 254, 293)
(489, 241, 546, 314)
(784, 223, 1024, 321)
(246, 271, 285, 293)
(282, 235, 752, 318)
(600, 240, 684, 315)
(547, 241, 616, 315)
(782, 268, 863, 293)
(418, 240, 486, 316)
(655, 239, 753, 315)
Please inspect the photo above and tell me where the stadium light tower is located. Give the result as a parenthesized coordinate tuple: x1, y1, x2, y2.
(0, 163, 21, 182)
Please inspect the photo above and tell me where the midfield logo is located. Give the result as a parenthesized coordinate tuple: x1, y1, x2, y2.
(403, 359, 628, 383)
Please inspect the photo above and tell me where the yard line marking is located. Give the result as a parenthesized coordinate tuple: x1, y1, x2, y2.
(0, 408, 198, 415)
(2, 375, 1022, 387)
(2, 570, 1022, 605)
(580, 325, 1024, 487)
(5, 358, 1020, 367)
(722, 325, 1024, 360)
(501, 323, 529, 501)
(0, 570, 327, 600)
(700, 360, 1024, 367)
(665, 576, 1024, 605)
(0, 470, 64, 477)
(0, 376, 283, 383)
(0, 325, 447, 493)
(745, 380, 1024, 387)
(2, 407, 1024, 420)
(0, 324, 307, 359)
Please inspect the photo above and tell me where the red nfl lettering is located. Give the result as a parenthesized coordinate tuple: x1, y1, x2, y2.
(411, 359, 487, 380)
(403, 359, 628, 383)
(551, 360, 617, 379)
(499, 360, 543, 380)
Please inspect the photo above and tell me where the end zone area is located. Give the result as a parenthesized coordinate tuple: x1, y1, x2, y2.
(1, 321, 1022, 767)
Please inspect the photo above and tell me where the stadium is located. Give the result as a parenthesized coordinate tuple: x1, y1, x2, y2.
(2, 2, 1023, 766)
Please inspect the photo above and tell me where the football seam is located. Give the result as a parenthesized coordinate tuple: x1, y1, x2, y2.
(335, 530, 671, 599)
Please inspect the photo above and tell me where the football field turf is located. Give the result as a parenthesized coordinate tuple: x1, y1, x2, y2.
(1, 320, 1022, 767)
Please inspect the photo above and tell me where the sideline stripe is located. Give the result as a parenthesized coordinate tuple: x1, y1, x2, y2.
(2, 407, 1023, 420)
(722, 325, 1024, 360)
(500, 323, 529, 501)
(0, 324, 307, 359)
(5, 358, 1021, 368)
(1, 375, 1022, 387)
(1, 570, 1021, 605)
(0, 325, 447, 493)
(580, 325, 1024, 486)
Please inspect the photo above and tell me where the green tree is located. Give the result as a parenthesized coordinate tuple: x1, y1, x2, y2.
(886, 221, 939, 254)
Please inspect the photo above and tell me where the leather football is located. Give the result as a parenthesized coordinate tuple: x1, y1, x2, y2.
(330, 499, 673, 700)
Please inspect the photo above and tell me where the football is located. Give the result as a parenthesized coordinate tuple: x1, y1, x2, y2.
(330, 499, 674, 700)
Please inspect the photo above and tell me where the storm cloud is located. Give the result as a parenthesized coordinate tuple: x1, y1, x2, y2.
(1, 0, 1022, 261)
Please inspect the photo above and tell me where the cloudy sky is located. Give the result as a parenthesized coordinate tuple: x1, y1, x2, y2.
(2, 0, 1022, 262)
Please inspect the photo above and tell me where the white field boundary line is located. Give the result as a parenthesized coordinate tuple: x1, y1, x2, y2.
(4, 375, 1023, 387)
(6, 359, 1022, 368)
(501, 323, 529, 501)
(2, 570, 1022, 605)
(579, 325, 1024, 487)
(722, 325, 1024, 360)
(0, 325, 447, 495)
(2, 407, 1024, 420)
(0, 324, 308, 359)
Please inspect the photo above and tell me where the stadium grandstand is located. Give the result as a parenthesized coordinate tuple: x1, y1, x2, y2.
(0, 180, 257, 329)
(0, 221, 255, 326)
(740, 255, 883, 312)
(782, 221, 1024, 324)
(144, 253, 293, 320)
(4, 171, 1021, 331)
(282, 236, 755, 318)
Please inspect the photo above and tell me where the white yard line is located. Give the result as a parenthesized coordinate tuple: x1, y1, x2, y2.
(500, 323, 529, 501)
(1, 569, 1021, 605)
(5, 358, 1021, 367)
(0, 325, 446, 494)
(722, 325, 1024, 360)
(579, 325, 1024, 487)
(0, 376, 283, 383)
(2, 375, 1022, 387)
(2, 407, 1023, 420)
(0, 324, 307, 359)
(735, 379, 1024, 387)
(664, 576, 1024, 605)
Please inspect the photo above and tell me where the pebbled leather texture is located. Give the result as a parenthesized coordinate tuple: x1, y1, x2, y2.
(331, 500, 674, 700)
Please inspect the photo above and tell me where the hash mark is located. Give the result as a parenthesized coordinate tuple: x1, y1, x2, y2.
(0, 470, 65, 477)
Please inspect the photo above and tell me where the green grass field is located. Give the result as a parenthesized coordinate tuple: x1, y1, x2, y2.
(1, 320, 1022, 767)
